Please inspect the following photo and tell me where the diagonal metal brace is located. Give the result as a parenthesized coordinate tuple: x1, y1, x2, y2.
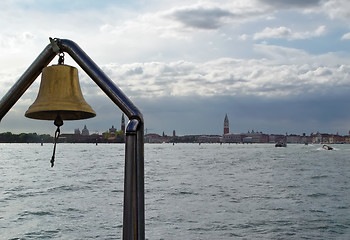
(0, 38, 145, 240)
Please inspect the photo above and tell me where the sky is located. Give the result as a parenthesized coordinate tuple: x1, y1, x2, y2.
(1, 0, 350, 136)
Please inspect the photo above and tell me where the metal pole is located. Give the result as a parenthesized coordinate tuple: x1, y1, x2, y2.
(57, 39, 145, 240)
(124, 119, 145, 240)
(0, 38, 145, 240)
(135, 122, 145, 240)
(124, 123, 137, 239)
(57, 39, 143, 122)
(0, 44, 56, 121)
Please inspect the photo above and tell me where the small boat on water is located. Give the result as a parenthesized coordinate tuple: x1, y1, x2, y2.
(275, 142, 287, 147)
(322, 144, 333, 150)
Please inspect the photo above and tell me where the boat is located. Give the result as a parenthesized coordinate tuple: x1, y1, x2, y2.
(275, 142, 287, 147)
(322, 144, 333, 150)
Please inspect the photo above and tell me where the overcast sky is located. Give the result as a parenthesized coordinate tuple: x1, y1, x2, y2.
(1, 0, 350, 136)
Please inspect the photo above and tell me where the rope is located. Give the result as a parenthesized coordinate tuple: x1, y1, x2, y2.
(51, 114, 63, 167)
(51, 126, 60, 167)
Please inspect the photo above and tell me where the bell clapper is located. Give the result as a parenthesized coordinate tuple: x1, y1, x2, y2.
(24, 51, 96, 167)
(51, 114, 63, 167)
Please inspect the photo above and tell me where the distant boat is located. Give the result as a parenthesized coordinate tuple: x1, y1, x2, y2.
(322, 144, 333, 150)
(275, 142, 287, 147)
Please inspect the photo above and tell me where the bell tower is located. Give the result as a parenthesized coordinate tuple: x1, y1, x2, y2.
(224, 114, 229, 135)
(121, 113, 125, 133)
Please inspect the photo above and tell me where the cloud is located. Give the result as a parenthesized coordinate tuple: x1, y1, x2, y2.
(168, 6, 235, 29)
(253, 25, 326, 40)
(323, 0, 350, 21)
(1, 0, 350, 136)
(164, 1, 283, 31)
(258, 0, 323, 8)
(87, 50, 350, 101)
(239, 34, 249, 41)
(0, 32, 37, 56)
(258, 0, 350, 22)
(6, 47, 349, 115)
(341, 32, 350, 40)
(132, 91, 350, 135)
(254, 26, 292, 39)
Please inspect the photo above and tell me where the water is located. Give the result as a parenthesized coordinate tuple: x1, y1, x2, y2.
(0, 143, 349, 239)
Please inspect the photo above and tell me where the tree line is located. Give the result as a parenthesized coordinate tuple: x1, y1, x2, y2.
(0, 132, 53, 143)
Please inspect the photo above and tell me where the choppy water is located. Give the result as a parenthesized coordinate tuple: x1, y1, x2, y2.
(0, 143, 349, 239)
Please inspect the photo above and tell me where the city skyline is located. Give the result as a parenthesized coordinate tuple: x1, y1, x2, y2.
(1, 1, 350, 135)
(3, 112, 346, 138)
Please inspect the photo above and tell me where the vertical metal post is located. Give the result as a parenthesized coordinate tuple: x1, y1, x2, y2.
(136, 122, 145, 240)
(124, 119, 145, 240)
(58, 39, 145, 239)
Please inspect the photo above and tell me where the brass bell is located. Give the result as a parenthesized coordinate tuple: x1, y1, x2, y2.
(25, 64, 96, 121)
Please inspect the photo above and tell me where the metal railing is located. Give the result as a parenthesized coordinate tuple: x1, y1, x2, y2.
(0, 38, 145, 240)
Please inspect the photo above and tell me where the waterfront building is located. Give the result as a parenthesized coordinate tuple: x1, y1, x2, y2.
(121, 114, 125, 133)
(81, 125, 89, 136)
(243, 131, 269, 143)
(222, 131, 269, 143)
(286, 134, 301, 143)
(269, 134, 286, 143)
(222, 133, 241, 143)
(74, 128, 81, 135)
(144, 133, 163, 143)
(224, 114, 229, 135)
(109, 125, 116, 135)
(198, 135, 221, 143)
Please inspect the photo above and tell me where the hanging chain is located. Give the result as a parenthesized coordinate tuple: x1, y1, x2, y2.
(51, 126, 60, 167)
(47, 37, 65, 167)
(58, 52, 65, 65)
(51, 115, 64, 167)
(49, 37, 64, 65)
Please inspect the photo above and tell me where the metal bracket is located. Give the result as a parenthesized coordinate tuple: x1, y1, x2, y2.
(0, 38, 145, 240)
(49, 37, 61, 54)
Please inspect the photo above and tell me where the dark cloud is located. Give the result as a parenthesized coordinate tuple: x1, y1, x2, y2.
(123, 91, 350, 136)
(170, 7, 235, 29)
(258, 0, 323, 8)
(2, 74, 350, 136)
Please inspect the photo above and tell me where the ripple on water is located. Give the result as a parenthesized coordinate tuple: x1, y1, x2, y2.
(1, 143, 349, 239)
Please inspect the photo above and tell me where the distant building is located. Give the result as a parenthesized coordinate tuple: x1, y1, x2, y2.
(144, 133, 163, 143)
(222, 131, 269, 143)
(224, 114, 229, 135)
(244, 131, 269, 143)
(269, 134, 286, 143)
(222, 134, 241, 143)
(74, 128, 81, 135)
(286, 134, 301, 143)
(109, 125, 116, 135)
(82, 125, 89, 136)
(198, 135, 221, 143)
(121, 114, 125, 133)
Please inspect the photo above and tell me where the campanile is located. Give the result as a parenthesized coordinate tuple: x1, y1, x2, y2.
(224, 114, 229, 135)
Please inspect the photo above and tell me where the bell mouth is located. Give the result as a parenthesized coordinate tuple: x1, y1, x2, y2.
(25, 110, 96, 121)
